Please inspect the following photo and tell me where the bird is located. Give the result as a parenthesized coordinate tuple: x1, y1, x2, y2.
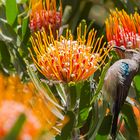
(103, 46, 140, 140)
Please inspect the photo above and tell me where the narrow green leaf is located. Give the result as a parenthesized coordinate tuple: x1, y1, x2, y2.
(22, 17, 28, 39)
(55, 83, 67, 106)
(88, 101, 108, 140)
(0, 18, 17, 45)
(112, 0, 127, 11)
(77, 81, 91, 128)
(0, 5, 6, 19)
(90, 58, 112, 105)
(70, 0, 86, 33)
(133, 75, 140, 97)
(18, 0, 28, 3)
(6, 0, 18, 25)
(5, 113, 26, 140)
(0, 41, 13, 72)
(121, 103, 139, 139)
(95, 134, 108, 140)
(62, 5, 72, 24)
(117, 132, 126, 140)
(61, 111, 75, 140)
(98, 114, 112, 135)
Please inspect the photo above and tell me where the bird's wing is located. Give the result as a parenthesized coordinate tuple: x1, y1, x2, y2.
(111, 80, 130, 139)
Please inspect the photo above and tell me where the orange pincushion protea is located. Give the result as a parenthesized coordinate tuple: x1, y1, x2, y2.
(0, 101, 40, 140)
(29, 0, 62, 34)
(0, 74, 67, 140)
(30, 25, 111, 83)
(105, 9, 140, 49)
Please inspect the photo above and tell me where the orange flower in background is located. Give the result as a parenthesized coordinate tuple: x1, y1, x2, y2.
(30, 24, 111, 83)
(118, 99, 140, 139)
(131, 99, 140, 138)
(29, 0, 62, 35)
(0, 74, 67, 140)
(0, 101, 40, 140)
(105, 9, 140, 49)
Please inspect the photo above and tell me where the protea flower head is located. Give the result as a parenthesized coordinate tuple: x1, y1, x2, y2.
(105, 9, 140, 50)
(0, 74, 67, 140)
(29, 24, 111, 83)
(29, 0, 62, 35)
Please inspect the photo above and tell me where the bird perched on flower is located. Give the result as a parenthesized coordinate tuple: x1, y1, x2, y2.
(29, 24, 112, 83)
(29, 0, 62, 36)
(0, 74, 67, 140)
(103, 46, 140, 140)
(105, 9, 140, 57)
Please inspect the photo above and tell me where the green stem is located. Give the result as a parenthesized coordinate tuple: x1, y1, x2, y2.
(66, 83, 77, 111)
(89, 101, 108, 140)
(66, 84, 80, 139)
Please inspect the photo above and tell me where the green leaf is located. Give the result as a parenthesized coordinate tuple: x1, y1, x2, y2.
(22, 17, 28, 39)
(17, 0, 28, 4)
(0, 41, 13, 72)
(55, 135, 61, 140)
(4, 113, 26, 140)
(55, 83, 67, 106)
(61, 111, 75, 140)
(88, 101, 108, 140)
(133, 75, 140, 96)
(95, 134, 108, 140)
(112, 0, 127, 11)
(121, 102, 139, 139)
(77, 81, 91, 128)
(90, 58, 112, 105)
(70, 0, 87, 33)
(0, 18, 17, 45)
(62, 5, 72, 24)
(0, 5, 6, 19)
(6, 0, 18, 25)
(98, 114, 112, 135)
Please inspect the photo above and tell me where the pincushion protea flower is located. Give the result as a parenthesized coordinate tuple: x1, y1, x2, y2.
(105, 9, 140, 49)
(0, 74, 67, 140)
(29, 24, 111, 83)
(29, 0, 62, 35)
(0, 101, 40, 140)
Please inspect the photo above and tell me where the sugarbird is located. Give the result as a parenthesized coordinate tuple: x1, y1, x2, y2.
(103, 46, 140, 140)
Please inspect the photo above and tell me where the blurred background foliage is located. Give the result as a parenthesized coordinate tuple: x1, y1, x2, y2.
(0, 0, 140, 76)
(0, 0, 140, 140)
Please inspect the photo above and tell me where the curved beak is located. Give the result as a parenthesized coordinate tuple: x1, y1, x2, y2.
(113, 46, 126, 52)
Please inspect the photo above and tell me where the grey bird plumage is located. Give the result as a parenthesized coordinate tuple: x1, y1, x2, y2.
(103, 47, 140, 140)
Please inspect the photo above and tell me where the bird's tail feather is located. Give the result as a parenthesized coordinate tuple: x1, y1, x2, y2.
(111, 111, 119, 140)
(111, 101, 120, 140)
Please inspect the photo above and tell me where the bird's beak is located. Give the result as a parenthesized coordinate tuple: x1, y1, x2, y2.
(113, 46, 126, 52)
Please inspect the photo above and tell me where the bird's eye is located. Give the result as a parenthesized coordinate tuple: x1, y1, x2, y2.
(127, 41, 133, 48)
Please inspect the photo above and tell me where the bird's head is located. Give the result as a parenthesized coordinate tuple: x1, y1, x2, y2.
(113, 46, 140, 61)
